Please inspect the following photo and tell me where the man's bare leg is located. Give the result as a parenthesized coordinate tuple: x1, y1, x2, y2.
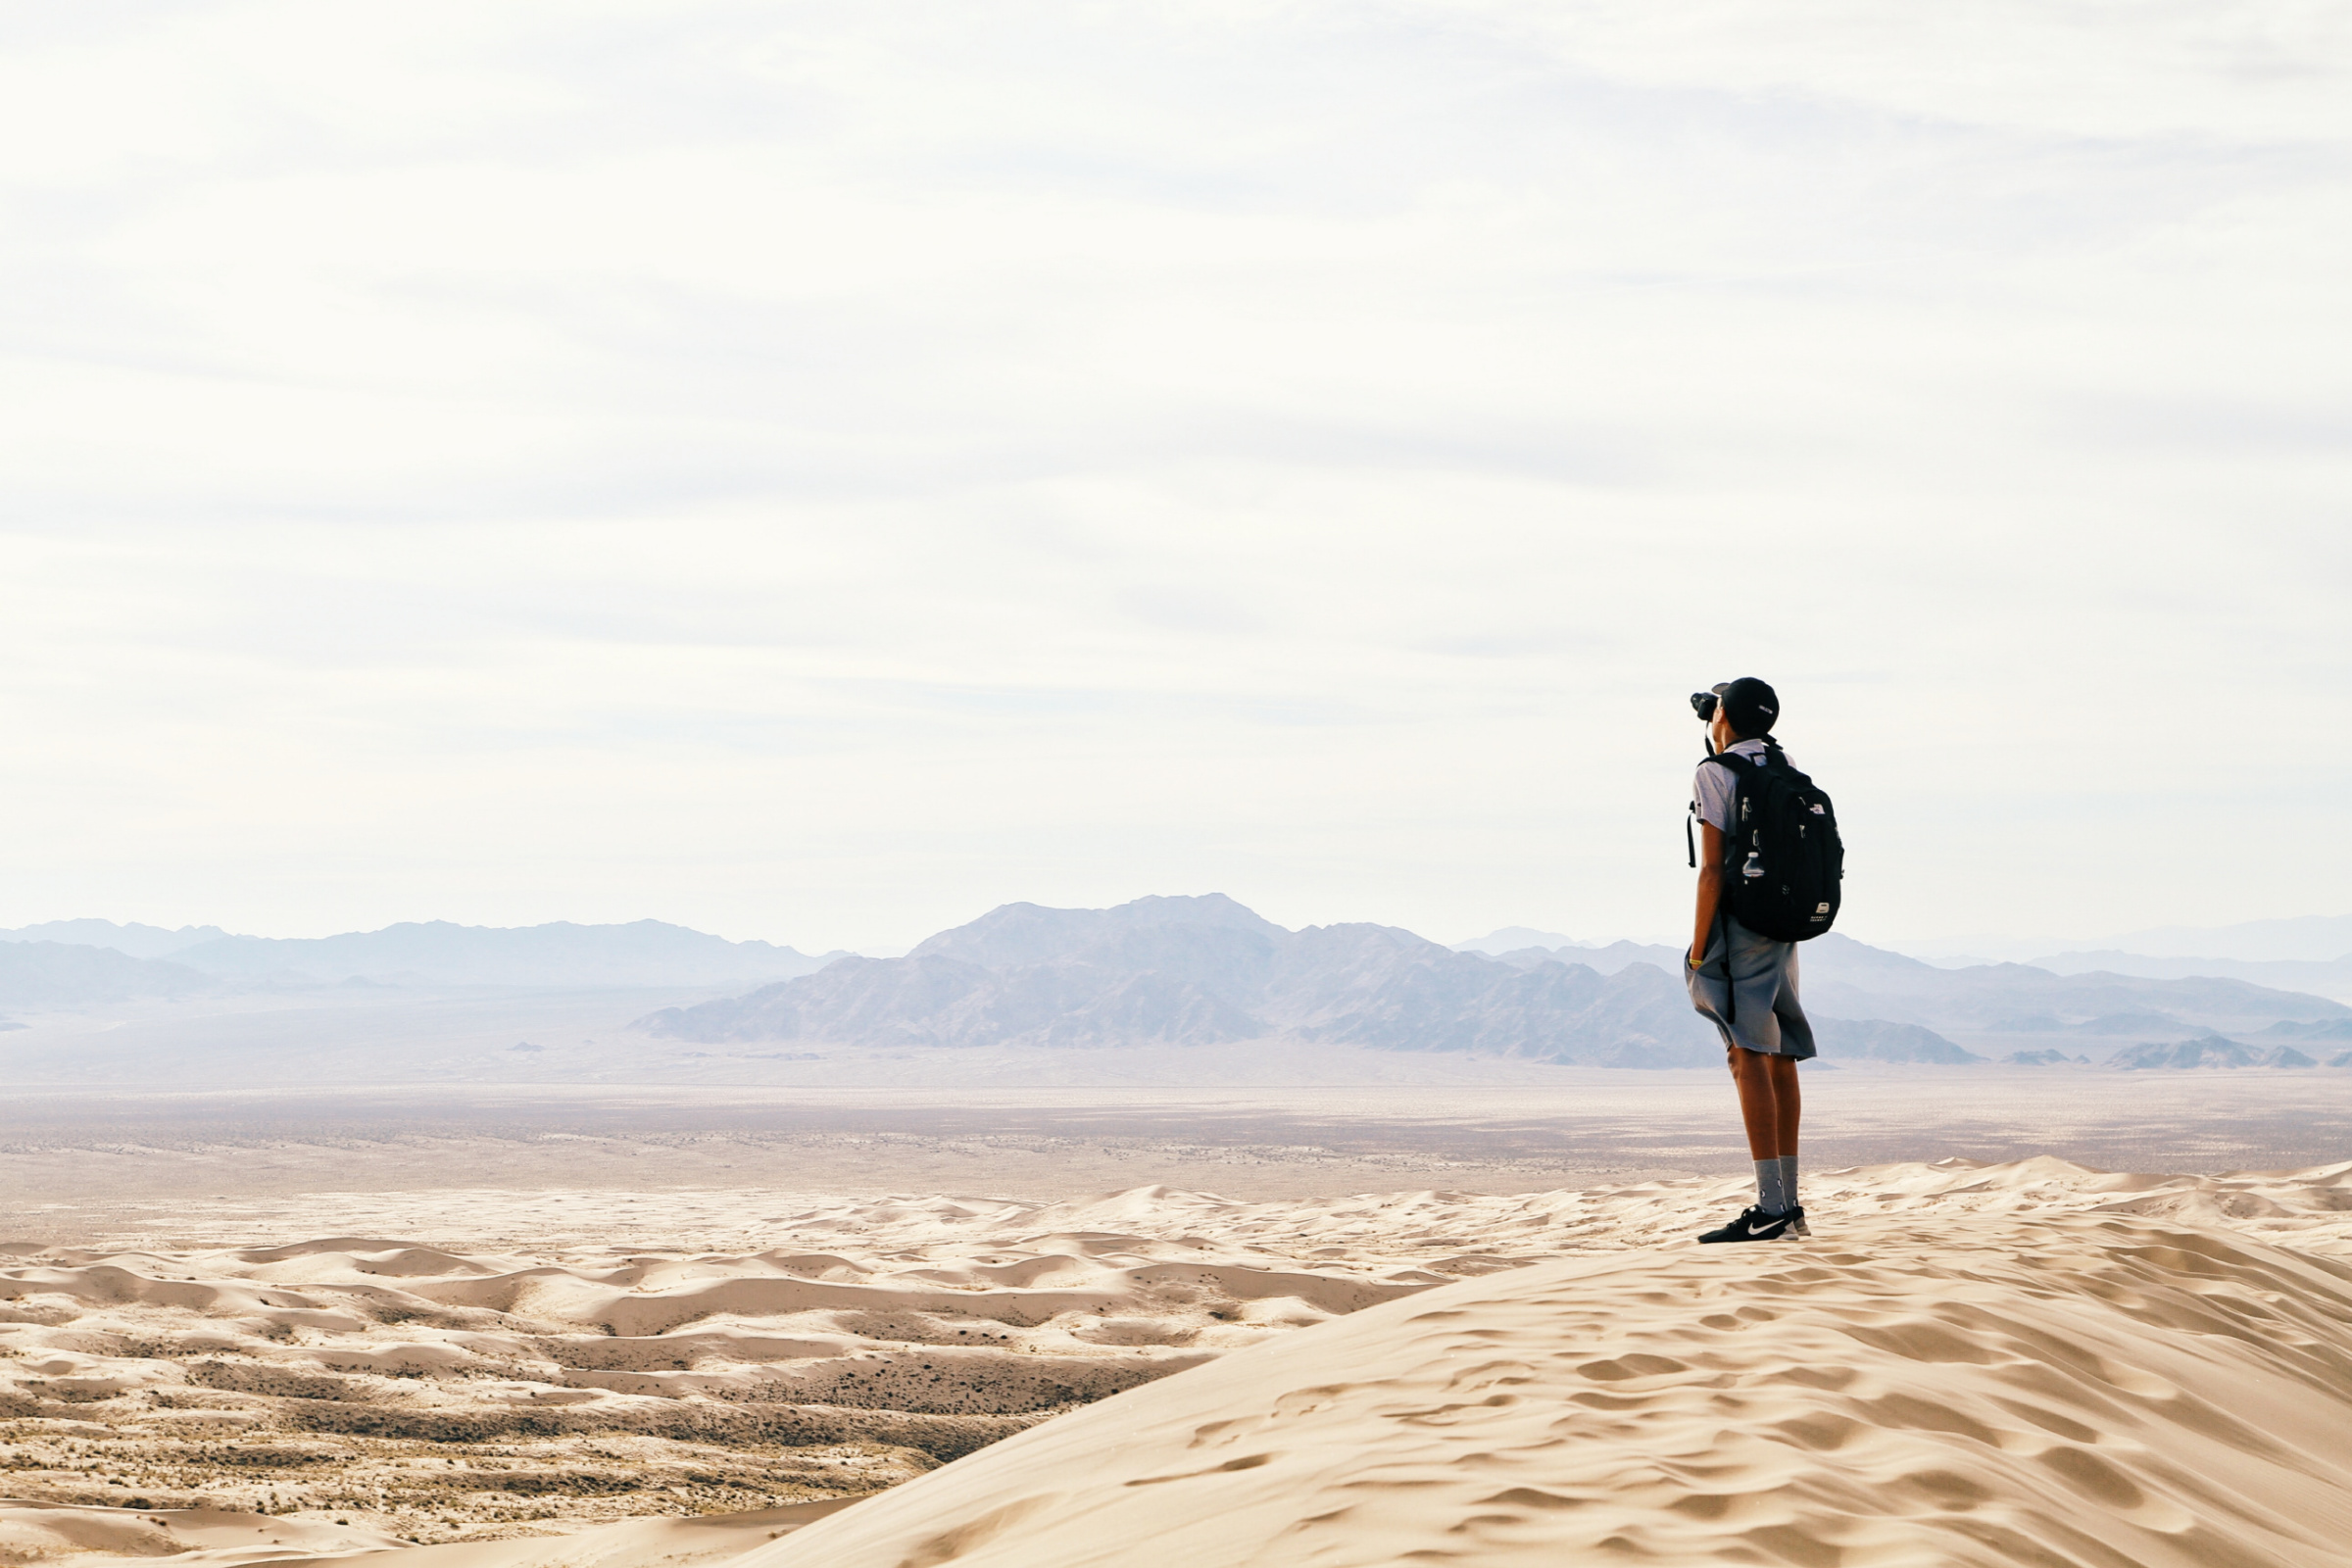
(1728, 1044, 1782, 1159)
(1766, 1054, 1799, 1157)
(1766, 1054, 1802, 1226)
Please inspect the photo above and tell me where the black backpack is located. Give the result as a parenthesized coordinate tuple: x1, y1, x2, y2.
(1690, 742, 1843, 942)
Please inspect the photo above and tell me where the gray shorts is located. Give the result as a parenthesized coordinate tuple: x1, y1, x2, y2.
(1687, 916, 1817, 1059)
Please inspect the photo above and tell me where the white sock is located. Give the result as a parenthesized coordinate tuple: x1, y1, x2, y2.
(1779, 1154, 1799, 1209)
(1754, 1159, 1788, 1215)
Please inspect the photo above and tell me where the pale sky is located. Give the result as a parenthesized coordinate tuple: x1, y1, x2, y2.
(1, 2, 2346, 953)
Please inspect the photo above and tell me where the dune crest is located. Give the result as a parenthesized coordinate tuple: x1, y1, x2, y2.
(746, 1210, 2352, 1567)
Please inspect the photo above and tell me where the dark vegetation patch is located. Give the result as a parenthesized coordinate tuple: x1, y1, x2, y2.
(188, 1362, 373, 1401)
(756, 1353, 1168, 1415)
(170, 1444, 352, 1468)
(282, 1396, 1037, 1463)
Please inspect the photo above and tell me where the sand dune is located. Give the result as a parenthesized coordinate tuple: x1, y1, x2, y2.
(0, 1500, 405, 1567)
(0, 1499, 857, 1568)
(0, 1184, 1503, 1550)
(748, 1205, 2352, 1565)
(5, 1160, 2351, 1565)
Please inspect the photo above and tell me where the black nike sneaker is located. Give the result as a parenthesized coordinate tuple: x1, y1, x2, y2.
(1698, 1205, 1795, 1244)
(1786, 1205, 1810, 1238)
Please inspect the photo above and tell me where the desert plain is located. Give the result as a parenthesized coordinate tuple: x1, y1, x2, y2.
(6, 1072, 2352, 1567)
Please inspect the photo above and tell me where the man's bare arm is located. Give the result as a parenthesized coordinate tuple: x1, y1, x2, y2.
(1690, 820, 1725, 965)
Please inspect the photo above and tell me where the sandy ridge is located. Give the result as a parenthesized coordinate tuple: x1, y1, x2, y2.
(747, 1209, 2352, 1566)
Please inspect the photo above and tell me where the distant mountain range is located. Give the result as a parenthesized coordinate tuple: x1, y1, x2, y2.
(8, 903, 2348, 1072)
(640, 897, 2352, 1068)
(0, 919, 229, 959)
(2077, 913, 2352, 965)
(1809, 1018, 1984, 1064)
(1466, 932, 2345, 1038)
(1787, 934, 2345, 1036)
(168, 920, 838, 988)
(0, 943, 211, 1008)
(1458, 918, 2352, 1004)
(1452, 926, 1583, 956)
(2107, 1036, 2350, 1071)
(2021, 951, 2352, 1003)
(1896, 912, 2352, 970)
(1485, 941, 1689, 977)
(640, 895, 1727, 1067)
(0, 920, 838, 1003)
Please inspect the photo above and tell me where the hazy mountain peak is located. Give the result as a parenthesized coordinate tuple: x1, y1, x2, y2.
(162, 920, 837, 988)
(1804, 933, 1944, 975)
(1453, 926, 1579, 956)
(909, 894, 1287, 968)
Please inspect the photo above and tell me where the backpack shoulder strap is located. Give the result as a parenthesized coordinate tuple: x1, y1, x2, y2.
(1690, 752, 1741, 866)
(1758, 738, 1814, 786)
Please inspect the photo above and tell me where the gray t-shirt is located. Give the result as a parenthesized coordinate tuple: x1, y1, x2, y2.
(1693, 739, 1790, 833)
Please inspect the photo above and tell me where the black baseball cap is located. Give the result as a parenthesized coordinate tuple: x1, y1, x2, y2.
(1711, 677, 1779, 736)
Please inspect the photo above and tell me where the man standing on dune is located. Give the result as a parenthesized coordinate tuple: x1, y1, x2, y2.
(1687, 677, 1817, 1243)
